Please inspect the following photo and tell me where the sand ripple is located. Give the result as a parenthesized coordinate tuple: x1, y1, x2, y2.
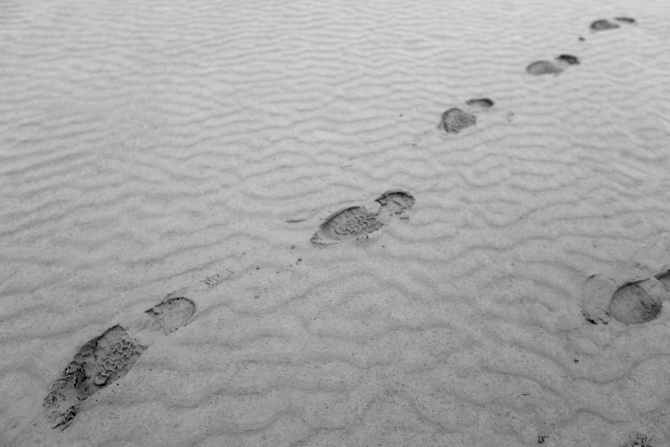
(2, 0, 670, 446)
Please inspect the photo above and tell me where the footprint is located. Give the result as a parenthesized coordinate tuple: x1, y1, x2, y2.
(465, 98, 495, 109)
(312, 206, 384, 244)
(145, 296, 196, 334)
(311, 190, 415, 245)
(614, 17, 636, 25)
(620, 432, 655, 447)
(438, 98, 495, 134)
(438, 108, 477, 134)
(609, 272, 669, 325)
(526, 54, 580, 76)
(581, 266, 670, 326)
(555, 54, 580, 66)
(375, 190, 416, 216)
(591, 17, 637, 32)
(526, 60, 563, 76)
(43, 296, 196, 429)
(591, 19, 621, 32)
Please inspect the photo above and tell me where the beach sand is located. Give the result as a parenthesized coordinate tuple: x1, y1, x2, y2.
(2, 0, 670, 445)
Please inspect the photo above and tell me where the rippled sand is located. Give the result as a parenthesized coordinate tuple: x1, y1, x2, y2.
(2, 0, 670, 446)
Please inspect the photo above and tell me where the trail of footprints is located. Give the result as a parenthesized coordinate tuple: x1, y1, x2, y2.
(434, 16, 668, 332)
(519, 17, 668, 331)
(524, 17, 636, 77)
(436, 19, 638, 133)
(43, 15, 665, 443)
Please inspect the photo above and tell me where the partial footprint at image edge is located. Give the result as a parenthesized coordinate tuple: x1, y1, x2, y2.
(43, 296, 196, 429)
(608, 272, 669, 325)
(311, 190, 415, 245)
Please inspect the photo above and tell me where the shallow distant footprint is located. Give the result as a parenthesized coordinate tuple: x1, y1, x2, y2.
(438, 97, 495, 134)
(526, 54, 580, 76)
(590, 17, 636, 32)
(311, 190, 415, 244)
(43, 296, 196, 429)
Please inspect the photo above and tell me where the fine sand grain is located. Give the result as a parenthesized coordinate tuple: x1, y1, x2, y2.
(2, 0, 670, 446)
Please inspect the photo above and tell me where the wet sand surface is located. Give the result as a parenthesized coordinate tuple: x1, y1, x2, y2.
(2, 0, 670, 446)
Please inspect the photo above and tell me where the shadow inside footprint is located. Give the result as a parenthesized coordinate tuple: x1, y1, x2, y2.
(608, 277, 666, 325)
(44, 297, 195, 429)
(311, 190, 415, 244)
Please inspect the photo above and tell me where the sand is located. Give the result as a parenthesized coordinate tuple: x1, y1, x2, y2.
(1, 0, 670, 445)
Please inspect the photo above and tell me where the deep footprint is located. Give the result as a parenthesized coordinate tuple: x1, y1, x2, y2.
(44, 297, 195, 429)
(608, 274, 667, 325)
(311, 190, 415, 244)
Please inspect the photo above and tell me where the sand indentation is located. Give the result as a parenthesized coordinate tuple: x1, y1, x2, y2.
(43, 326, 146, 429)
(43, 296, 196, 429)
(465, 98, 495, 109)
(526, 60, 563, 76)
(375, 190, 416, 216)
(439, 108, 477, 134)
(614, 17, 637, 25)
(591, 19, 621, 31)
(555, 54, 580, 65)
(311, 190, 415, 245)
(527, 55, 580, 76)
(313, 206, 383, 243)
(591, 17, 637, 32)
(609, 274, 668, 325)
(146, 297, 196, 334)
